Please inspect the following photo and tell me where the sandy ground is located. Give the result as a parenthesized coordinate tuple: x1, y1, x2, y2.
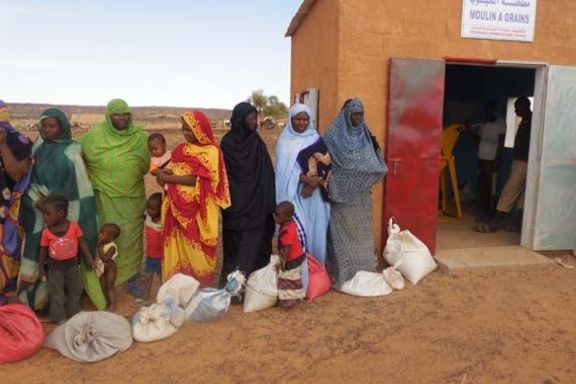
(5, 128, 576, 383)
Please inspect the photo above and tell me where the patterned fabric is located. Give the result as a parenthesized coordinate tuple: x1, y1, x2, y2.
(162, 111, 231, 286)
(277, 262, 305, 308)
(327, 192, 376, 288)
(0, 100, 32, 303)
(275, 104, 330, 266)
(20, 108, 104, 309)
(77, 99, 150, 285)
(323, 98, 387, 203)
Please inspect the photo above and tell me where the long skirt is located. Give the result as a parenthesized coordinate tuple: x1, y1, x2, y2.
(278, 255, 306, 307)
(220, 216, 274, 287)
(326, 192, 376, 288)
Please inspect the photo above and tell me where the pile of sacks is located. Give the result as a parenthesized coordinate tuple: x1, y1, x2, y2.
(340, 218, 438, 297)
(43, 271, 246, 362)
(132, 271, 245, 342)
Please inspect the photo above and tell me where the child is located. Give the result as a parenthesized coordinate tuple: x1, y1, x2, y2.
(273, 201, 306, 308)
(148, 133, 172, 176)
(38, 195, 94, 324)
(95, 223, 121, 311)
(143, 192, 163, 301)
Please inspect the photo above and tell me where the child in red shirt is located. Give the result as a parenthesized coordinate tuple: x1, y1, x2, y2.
(144, 192, 163, 301)
(39, 195, 94, 323)
(274, 201, 306, 308)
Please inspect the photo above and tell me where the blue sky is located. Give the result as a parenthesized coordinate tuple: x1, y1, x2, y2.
(1, 0, 302, 109)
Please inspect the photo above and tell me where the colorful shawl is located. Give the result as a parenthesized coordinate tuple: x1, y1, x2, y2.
(77, 99, 150, 284)
(220, 102, 275, 230)
(0, 101, 33, 304)
(275, 103, 331, 267)
(323, 98, 387, 203)
(163, 111, 231, 286)
(20, 108, 104, 309)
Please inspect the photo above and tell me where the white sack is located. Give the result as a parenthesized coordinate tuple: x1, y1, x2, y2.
(383, 219, 437, 285)
(132, 298, 185, 343)
(382, 262, 405, 290)
(243, 255, 280, 313)
(156, 273, 200, 308)
(186, 271, 245, 322)
(44, 311, 132, 363)
(340, 271, 393, 297)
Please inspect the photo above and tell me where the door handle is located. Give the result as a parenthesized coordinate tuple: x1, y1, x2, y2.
(388, 159, 400, 175)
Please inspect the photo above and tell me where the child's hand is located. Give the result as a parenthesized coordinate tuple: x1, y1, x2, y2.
(39, 266, 46, 280)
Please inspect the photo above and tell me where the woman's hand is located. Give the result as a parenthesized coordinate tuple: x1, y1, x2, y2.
(301, 185, 314, 198)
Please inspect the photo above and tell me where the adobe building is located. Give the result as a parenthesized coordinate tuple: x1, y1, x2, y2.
(286, 0, 576, 255)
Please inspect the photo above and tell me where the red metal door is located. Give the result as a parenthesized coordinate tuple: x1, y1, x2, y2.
(384, 58, 445, 254)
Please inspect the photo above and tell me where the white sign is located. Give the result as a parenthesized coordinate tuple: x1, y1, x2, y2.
(461, 0, 537, 42)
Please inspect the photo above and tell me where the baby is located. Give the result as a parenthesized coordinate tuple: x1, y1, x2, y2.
(273, 201, 306, 308)
(95, 223, 121, 311)
(148, 133, 172, 176)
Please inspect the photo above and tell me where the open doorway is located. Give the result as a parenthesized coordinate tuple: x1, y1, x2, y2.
(437, 64, 537, 251)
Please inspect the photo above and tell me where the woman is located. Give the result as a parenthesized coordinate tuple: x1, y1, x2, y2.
(20, 108, 104, 310)
(0, 100, 33, 305)
(324, 98, 387, 288)
(158, 111, 230, 286)
(275, 103, 330, 268)
(77, 99, 150, 296)
(220, 102, 275, 289)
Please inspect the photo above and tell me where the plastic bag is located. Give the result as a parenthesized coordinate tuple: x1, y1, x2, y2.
(0, 304, 44, 363)
(340, 271, 393, 297)
(306, 254, 331, 300)
(156, 273, 200, 308)
(383, 218, 437, 285)
(132, 298, 185, 343)
(44, 311, 133, 363)
(186, 271, 245, 322)
(382, 261, 405, 290)
(243, 255, 280, 313)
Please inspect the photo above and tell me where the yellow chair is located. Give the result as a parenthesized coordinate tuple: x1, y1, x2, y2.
(439, 124, 462, 219)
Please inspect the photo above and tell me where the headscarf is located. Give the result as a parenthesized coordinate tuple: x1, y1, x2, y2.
(220, 102, 275, 230)
(180, 111, 231, 212)
(275, 104, 318, 203)
(77, 99, 150, 198)
(323, 98, 387, 203)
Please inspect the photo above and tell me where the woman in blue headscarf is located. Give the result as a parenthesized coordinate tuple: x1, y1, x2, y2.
(275, 104, 331, 275)
(323, 98, 387, 288)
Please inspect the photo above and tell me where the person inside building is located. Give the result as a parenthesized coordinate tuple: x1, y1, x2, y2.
(473, 96, 532, 233)
(466, 100, 507, 222)
(323, 98, 387, 288)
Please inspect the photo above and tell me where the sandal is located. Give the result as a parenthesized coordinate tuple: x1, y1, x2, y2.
(472, 223, 497, 233)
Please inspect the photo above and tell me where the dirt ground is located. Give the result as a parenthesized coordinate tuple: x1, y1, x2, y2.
(5, 127, 576, 383)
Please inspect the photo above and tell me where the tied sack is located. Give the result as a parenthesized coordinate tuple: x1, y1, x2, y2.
(0, 304, 44, 364)
(132, 298, 185, 343)
(44, 311, 133, 363)
(186, 271, 245, 322)
(156, 273, 200, 308)
(243, 255, 280, 313)
(340, 271, 393, 297)
(383, 218, 437, 285)
(382, 261, 405, 290)
(306, 254, 331, 300)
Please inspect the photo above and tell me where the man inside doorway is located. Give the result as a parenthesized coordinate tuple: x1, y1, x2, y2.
(473, 96, 532, 233)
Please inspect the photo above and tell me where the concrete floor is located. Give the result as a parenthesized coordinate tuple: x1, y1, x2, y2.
(435, 209, 553, 271)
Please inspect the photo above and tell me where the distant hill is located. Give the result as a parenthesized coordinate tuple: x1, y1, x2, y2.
(8, 103, 232, 120)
